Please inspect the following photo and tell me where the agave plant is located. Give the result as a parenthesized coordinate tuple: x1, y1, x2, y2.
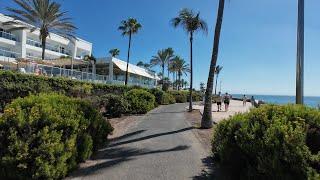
(7, 0, 76, 60)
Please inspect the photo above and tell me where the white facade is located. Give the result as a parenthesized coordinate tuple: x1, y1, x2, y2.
(0, 13, 92, 62)
(97, 57, 160, 88)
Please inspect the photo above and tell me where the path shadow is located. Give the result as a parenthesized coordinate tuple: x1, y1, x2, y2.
(148, 111, 187, 115)
(69, 145, 190, 178)
(108, 127, 194, 148)
(109, 130, 146, 142)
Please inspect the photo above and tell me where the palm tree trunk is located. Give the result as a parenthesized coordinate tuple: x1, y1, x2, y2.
(41, 38, 46, 60)
(167, 61, 170, 80)
(188, 32, 193, 112)
(214, 74, 219, 95)
(162, 64, 165, 89)
(178, 72, 181, 90)
(125, 32, 132, 86)
(201, 0, 225, 128)
(296, 0, 304, 104)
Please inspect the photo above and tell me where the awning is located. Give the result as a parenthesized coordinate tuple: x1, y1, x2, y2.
(112, 58, 156, 79)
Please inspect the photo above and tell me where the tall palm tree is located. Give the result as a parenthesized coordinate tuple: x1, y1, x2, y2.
(172, 56, 190, 90)
(172, 8, 208, 112)
(84, 54, 96, 79)
(109, 48, 120, 57)
(7, 0, 76, 60)
(201, 0, 226, 129)
(214, 65, 223, 94)
(118, 18, 142, 85)
(165, 47, 174, 79)
(150, 49, 172, 85)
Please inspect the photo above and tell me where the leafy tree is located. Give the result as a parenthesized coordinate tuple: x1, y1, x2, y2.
(118, 18, 142, 85)
(109, 48, 120, 57)
(7, 0, 76, 60)
(202, 0, 226, 128)
(172, 8, 208, 112)
(172, 56, 189, 90)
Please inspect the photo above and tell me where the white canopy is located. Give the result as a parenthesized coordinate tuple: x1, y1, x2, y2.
(112, 58, 158, 79)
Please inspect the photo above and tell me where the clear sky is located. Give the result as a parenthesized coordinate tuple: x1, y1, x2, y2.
(1, 0, 320, 96)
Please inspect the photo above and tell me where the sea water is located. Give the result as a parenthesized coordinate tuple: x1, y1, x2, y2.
(233, 94, 320, 108)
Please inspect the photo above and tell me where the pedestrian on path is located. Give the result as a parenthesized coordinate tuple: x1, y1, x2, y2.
(216, 92, 222, 112)
(224, 93, 231, 112)
(243, 94, 247, 106)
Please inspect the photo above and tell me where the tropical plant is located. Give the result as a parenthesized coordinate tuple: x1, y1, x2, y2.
(109, 48, 120, 57)
(165, 48, 174, 79)
(172, 8, 208, 112)
(118, 18, 142, 85)
(84, 54, 96, 76)
(137, 61, 151, 70)
(6, 0, 76, 60)
(214, 65, 223, 94)
(201, 0, 225, 128)
(172, 56, 189, 90)
(150, 49, 173, 90)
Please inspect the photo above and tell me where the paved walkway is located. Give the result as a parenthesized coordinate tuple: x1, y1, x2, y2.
(192, 100, 252, 123)
(67, 104, 208, 180)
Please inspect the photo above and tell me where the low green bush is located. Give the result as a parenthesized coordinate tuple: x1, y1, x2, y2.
(212, 104, 320, 179)
(125, 89, 155, 114)
(149, 88, 176, 106)
(0, 93, 113, 179)
(0, 70, 141, 112)
(98, 94, 129, 118)
(169, 91, 188, 103)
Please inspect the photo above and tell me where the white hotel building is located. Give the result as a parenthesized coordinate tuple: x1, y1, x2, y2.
(0, 13, 92, 62)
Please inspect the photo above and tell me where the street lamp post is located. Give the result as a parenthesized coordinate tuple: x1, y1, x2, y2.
(296, 0, 304, 104)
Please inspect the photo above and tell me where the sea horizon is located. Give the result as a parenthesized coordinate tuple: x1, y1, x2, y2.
(232, 94, 320, 108)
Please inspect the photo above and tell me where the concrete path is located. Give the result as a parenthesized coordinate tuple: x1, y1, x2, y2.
(68, 103, 208, 180)
(192, 100, 252, 123)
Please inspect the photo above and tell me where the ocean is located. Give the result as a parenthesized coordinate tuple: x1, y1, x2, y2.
(232, 94, 320, 108)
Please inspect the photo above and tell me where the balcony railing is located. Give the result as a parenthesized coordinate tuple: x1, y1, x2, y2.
(0, 48, 19, 58)
(0, 31, 17, 41)
(27, 38, 71, 55)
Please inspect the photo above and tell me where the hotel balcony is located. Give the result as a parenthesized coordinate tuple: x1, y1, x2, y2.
(0, 31, 17, 41)
(26, 38, 71, 56)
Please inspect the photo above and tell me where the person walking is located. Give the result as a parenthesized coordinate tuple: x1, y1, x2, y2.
(243, 95, 247, 106)
(224, 92, 231, 112)
(251, 96, 255, 108)
(216, 92, 222, 112)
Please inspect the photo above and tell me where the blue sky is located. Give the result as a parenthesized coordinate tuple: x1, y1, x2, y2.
(1, 0, 320, 96)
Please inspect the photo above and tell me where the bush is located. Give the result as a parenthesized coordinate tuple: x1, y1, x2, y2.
(0, 93, 113, 179)
(98, 94, 129, 118)
(149, 88, 176, 106)
(0, 70, 143, 112)
(169, 91, 188, 103)
(125, 89, 155, 114)
(212, 104, 320, 179)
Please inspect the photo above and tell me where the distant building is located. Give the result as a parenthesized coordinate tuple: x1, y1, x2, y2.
(0, 13, 92, 62)
(96, 57, 160, 88)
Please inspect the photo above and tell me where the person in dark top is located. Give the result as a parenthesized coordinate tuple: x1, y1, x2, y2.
(224, 93, 231, 112)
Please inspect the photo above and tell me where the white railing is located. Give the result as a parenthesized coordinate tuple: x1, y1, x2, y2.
(0, 31, 17, 41)
(0, 48, 20, 58)
(27, 38, 71, 55)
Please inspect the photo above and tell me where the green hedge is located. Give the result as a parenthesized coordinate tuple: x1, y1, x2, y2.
(125, 89, 155, 114)
(148, 88, 176, 106)
(0, 93, 113, 179)
(168, 90, 202, 103)
(0, 70, 139, 112)
(212, 104, 320, 179)
(98, 94, 129, 118)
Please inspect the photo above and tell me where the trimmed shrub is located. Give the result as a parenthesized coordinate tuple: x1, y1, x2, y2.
(0, 93, 113, 179)
(125, 89, 155, 114)
(169, 90, 188, 103)
(0, 70, 144, 112)
(149, 88, 176, 106)
(98, 94, 129, 118)
(212, 104, 320, 179)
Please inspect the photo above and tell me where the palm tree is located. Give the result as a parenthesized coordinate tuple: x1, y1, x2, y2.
(150, 49, 173, 90)
(296, 0, 304, 104)
(172, 56, 189, 90)
(109, 48, 120, 57)
(137, 61, 151, 70)
(118, 18, 142, 86)
(201, 0, 226, 129)
(214, 65, 223, 94)
(172, 8, 208, 112)
(7, 0, 76, 60)
(84, 55, 96, 79)
(165, 48, 174, 79)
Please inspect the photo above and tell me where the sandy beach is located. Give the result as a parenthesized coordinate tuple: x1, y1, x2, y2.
(192, 100, 252, 123)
